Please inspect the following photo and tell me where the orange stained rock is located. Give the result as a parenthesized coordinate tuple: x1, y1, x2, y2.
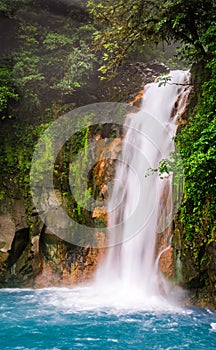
(129, 88, 144, 107)
(92, 206, 108, 222)
(31, 232, 108, 288)
(159, 246, 174, 279)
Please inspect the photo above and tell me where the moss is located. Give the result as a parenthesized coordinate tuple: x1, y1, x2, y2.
(172, 60, 216, 307)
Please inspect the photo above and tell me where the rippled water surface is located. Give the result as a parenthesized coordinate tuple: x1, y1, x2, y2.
(0, 287, 216, 349)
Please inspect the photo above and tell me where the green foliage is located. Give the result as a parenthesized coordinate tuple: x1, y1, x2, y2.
(0, 0, 96, 116)
(64, 116, 94, 224)
(174, 62, 215, 270)
(0, 122, 51, 199)
(0, 66, 19, 119)
(87, 0, 215, 77)
(0, 0, 32, 16)
(10, 20, 96, 114)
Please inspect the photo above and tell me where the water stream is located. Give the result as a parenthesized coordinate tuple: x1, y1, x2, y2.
(1, 70, 216, 349)
(94, 70, 191, 308)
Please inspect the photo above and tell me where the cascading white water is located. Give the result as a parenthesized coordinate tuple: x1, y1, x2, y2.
(94, 70, 191, 307)
(31, 70, 191, 312)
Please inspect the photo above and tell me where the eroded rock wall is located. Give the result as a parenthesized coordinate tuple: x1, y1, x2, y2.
(0, 62, 183, 292)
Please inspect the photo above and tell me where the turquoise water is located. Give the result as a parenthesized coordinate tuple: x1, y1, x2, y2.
(0, 288, 216, 350)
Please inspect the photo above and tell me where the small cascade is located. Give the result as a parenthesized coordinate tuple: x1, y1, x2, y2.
(94, 70, 191, 306)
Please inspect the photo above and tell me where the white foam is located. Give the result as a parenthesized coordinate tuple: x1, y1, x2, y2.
(34, 285, 185, 314)
(210, 322, 216, 331)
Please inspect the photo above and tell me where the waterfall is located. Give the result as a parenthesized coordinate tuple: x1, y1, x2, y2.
(94, 70, 191, 306)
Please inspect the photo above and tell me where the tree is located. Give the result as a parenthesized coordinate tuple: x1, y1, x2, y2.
(87, 0, 215, 76)
(0, 0, 97, 117)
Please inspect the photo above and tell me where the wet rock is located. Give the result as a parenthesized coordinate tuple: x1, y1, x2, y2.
(0, 214, 16, 252)
(71, 61, 169, 106)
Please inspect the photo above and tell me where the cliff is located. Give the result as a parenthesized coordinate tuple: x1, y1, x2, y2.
(0, 62, 167, 288)
(171, 62, 216, 308)
(0, 1, 215, 310)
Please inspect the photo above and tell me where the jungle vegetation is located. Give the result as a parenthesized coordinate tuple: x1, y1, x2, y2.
(0, 0, 215, 290)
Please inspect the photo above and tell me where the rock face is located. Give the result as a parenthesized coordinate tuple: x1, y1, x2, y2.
(0, 194, 107, 287)
(0, 61, 168, 288)
(0, 199, 31, 286)
(172, 220, 216, 308)
(171, 63, 216, 309)
(2, 61, 215, 311)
